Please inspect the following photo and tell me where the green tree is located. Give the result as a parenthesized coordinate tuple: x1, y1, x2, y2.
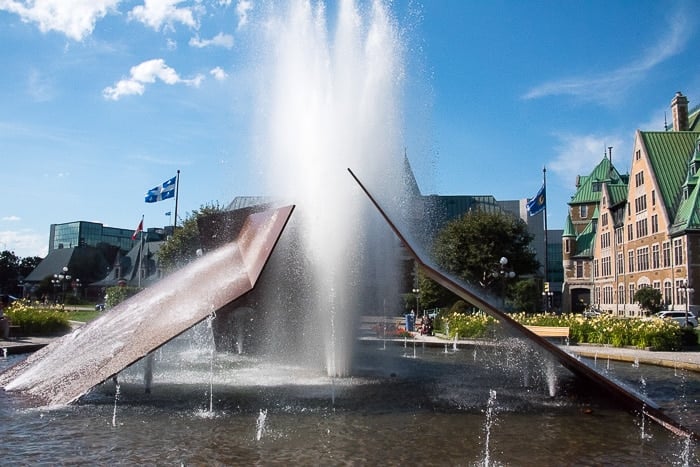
(510, 278, 541, 313)
(0, 250, 20, 293)
(158, 203, 223, 273)
(633, 287, 663, 316)
(431, 209, 540, 304)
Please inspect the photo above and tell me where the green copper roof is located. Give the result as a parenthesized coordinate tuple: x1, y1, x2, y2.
(641, 131, 700, 221)
(689, 106, 700, 131)
(670, 181, 700, 234)
(607, 183, 629, 207)
(573, 219, 596, 258)
(562, 214, 576, 237)
(569, 156, 625, 205)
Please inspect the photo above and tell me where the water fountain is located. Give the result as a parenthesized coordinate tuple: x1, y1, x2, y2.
(0, 1, 698, 464)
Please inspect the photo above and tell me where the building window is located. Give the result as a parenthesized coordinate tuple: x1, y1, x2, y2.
(629, 283, 636, 304)
(636, 149, 641, 161)
(662, 241, 671, 268)
(576, 261, 583, 278)
(651, 214, 658, 234)
(619, 284, 625, 305)
(601, 256, 611, 276)
(651, 190, 656, 206)
(637, 247, 649, 271)
(600, 232, 610, 249)
(636, 219, 648, 238)
(664, 281, 672, 306)
(634, 195, 647, 213)
(652, 244, 660, 269)
(565, 238, 571, 254)
(617, 252, 624, 274)
(580, 205, 588, 219)
(635, 171, 644, 187)
(601, 213, 608, 227)
(676, 279, 687, 304)
(628, 250, 635, 273)
(627, 224, 633, 242)
(673, 238, 684, 265)
(594, 259, 599, 278)
(615, 227, 623, 245)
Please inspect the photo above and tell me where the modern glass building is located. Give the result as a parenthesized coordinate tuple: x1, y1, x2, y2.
(49, 221, 137, 253)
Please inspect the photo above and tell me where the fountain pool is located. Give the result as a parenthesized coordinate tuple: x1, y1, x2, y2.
(1, 328, 698, 465)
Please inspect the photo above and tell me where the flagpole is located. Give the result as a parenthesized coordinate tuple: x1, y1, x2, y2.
(542, 166, 549, 296)
(173, 169, 180, 229)
(138, 217, 145, 288)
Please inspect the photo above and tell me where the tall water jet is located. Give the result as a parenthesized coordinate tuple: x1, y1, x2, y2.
(252, 0, 409, 376)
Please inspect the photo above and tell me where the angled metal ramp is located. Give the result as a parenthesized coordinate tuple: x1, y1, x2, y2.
(348, 168, 698, 441)
(0, 205, 295, 406)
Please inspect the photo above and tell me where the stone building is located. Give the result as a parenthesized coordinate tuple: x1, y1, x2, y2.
(562, 92, 700, 315)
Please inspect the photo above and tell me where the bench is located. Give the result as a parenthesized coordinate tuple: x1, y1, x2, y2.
(524, 325, 570, 343)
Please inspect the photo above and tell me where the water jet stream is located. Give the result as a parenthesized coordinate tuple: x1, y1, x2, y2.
(0, 205, 295, 406)
(348, 167, 699, 441)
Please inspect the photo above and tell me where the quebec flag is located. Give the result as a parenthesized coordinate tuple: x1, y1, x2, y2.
(526, 184, 546, 216)
(145, 176, 176, 203)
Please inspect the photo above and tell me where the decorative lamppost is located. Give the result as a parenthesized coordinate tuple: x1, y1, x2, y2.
(53, 266, 71, 304)
(73, 278, 82, 299)
(495, 257, 516, 308)
(412, 288, 420, 318)
(677, 281, 694, 327)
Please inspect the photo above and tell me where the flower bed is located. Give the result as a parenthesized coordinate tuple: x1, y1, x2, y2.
(443, 311, 683, 351)
(4, 299, 71, 336)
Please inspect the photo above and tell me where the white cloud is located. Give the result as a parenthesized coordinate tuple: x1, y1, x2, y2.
(128, 0, 198, 31)
(0, 229, 48, 258)
(236, 0, 252, 29)
(103, 58, 204, 100)
(189, 32, 234, 49)
(0, 0, 120, 41)
(2, 216, 21, 222)
(548, 132, 628, 181)
(27, 69, 54, 102)
(523, 11, 690, 104)
(210, 66, 227, 81)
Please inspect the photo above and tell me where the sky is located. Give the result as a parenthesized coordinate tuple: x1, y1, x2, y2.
(1, 0, 699, 259)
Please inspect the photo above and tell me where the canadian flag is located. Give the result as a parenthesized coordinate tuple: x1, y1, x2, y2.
(132, 217, 144, 240)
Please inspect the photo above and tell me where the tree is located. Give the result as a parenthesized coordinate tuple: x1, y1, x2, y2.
(0, 250, 20, 293)
(510, 278, 541, 313)
(431, 209, 540, 305)
(158, 203, 224, 273)
(634, 287, 663, 316)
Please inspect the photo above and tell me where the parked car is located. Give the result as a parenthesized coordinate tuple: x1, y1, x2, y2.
(654, 310, 698, 328)
(582, 308, 603, 318)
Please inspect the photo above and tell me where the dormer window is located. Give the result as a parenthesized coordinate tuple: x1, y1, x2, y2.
(580, 205, 588, 219)
(591, 182, 601, 192)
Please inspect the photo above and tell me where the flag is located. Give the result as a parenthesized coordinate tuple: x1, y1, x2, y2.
(132, 217, 144, 240)
(145, 176, 176, 203)
(526, 184, 546, 216)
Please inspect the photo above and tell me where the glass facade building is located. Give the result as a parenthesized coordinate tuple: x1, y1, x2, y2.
(49, 221, 137, 253)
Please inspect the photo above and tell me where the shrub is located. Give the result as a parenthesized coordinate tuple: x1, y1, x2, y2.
(5, 299, 71, 336)
(444, 312, 497, 339)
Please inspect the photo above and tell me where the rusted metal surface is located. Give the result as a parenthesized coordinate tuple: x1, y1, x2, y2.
(348, 168, 698, 441)
(0, 205, 294, 406)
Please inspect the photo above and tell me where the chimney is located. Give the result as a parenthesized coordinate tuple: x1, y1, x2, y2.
(671, 91, 689, 131)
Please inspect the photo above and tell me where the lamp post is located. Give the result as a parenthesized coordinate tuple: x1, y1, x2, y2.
(53, 266, 71, 305)
(678, 281, 694, 327)
(412, 288, 420, 318)
(494, 257, 516, 309)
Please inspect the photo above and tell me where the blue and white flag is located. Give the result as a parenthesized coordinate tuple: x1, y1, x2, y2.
(526, 184, 546, 216)
(145, 176, 176, 203)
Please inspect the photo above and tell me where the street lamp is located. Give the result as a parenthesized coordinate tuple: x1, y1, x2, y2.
(494, 257, 516, 308)
(53, 266, 71, 305)
(412, 288, 420, 317)
(677, 281, 694, 327)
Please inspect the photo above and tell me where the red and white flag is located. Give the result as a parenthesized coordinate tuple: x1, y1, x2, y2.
(132, 216, 144, 240)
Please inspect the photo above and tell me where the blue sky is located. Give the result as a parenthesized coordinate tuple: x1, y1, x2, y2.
(1, 0, 699, 259)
